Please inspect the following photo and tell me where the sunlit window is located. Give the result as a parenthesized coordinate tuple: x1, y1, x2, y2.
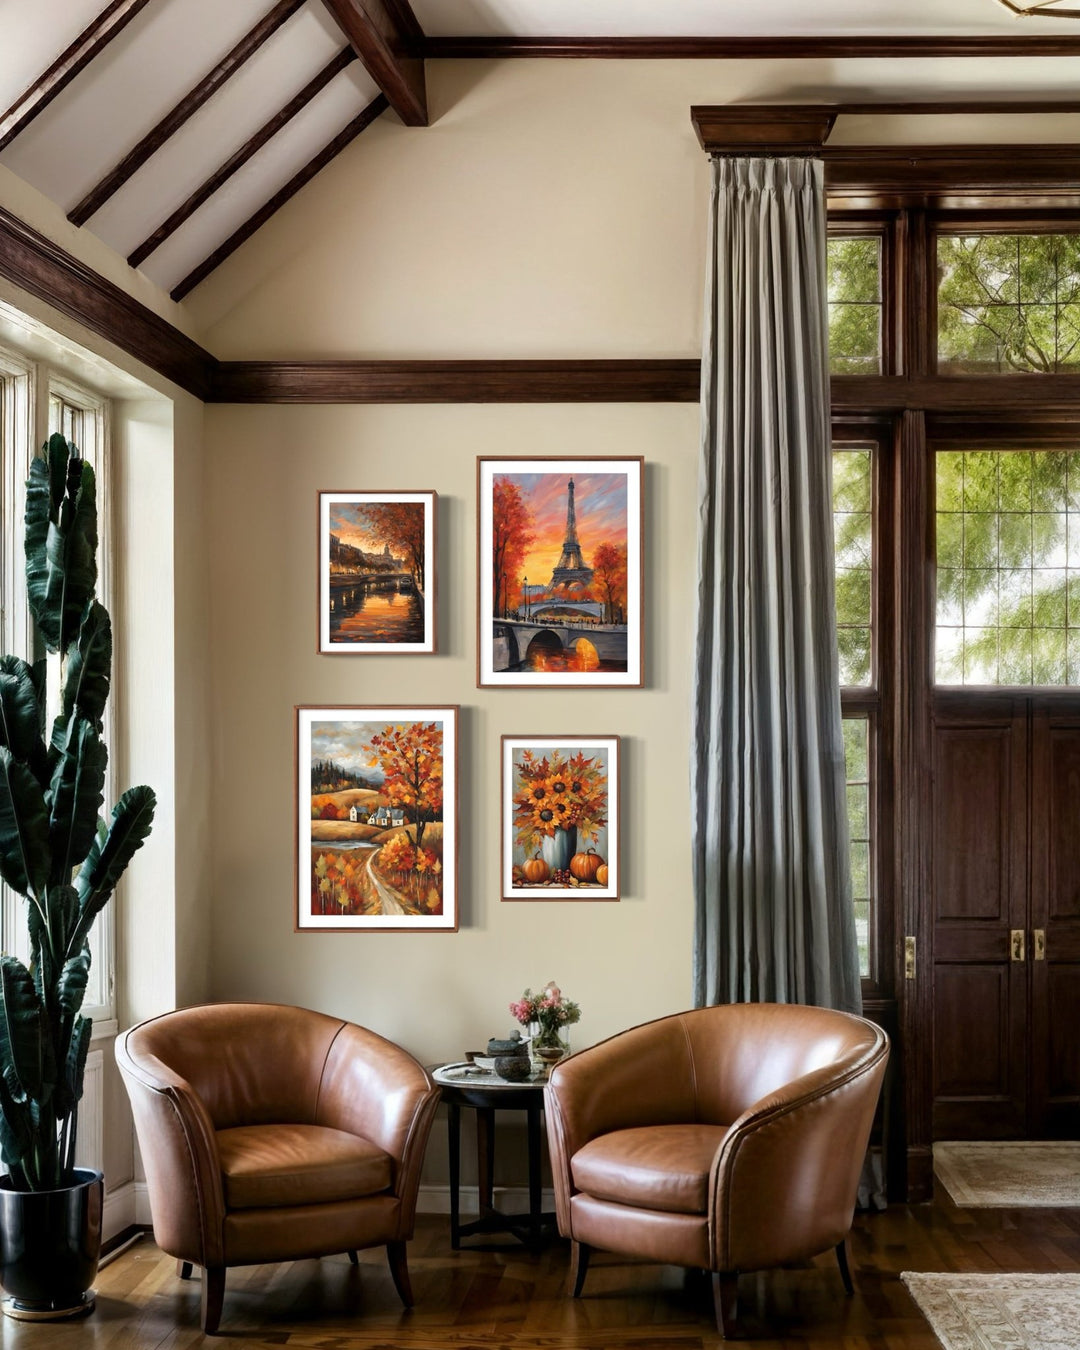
(827, 237, 883, 374)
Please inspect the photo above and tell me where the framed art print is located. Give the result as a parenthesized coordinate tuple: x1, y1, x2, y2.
(318, 491, 436, 653)
(501, 735, 620, 900)
(477, 458, 643, 687)
(296, 705, 458, 931)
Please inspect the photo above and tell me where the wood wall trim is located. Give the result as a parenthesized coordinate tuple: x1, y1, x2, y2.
(170, 95, 388, 302)
(0, 205, 215, 400)
(208, 359, 702, 403)
(422, 34, 1080, 59)
(0, 0, 154, 153)
(691, 106, 836, 154)
(832, 374, 1080, 412)
(127, 47, 358, 270)
(321, 0, 428, 127)
(68, 0, 306, 227)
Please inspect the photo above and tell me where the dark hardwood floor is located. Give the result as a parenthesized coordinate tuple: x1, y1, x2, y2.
(9, 1197, 1080, 1348)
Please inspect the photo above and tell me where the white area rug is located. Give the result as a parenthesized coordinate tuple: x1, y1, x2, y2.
(903, 1273, 1080, 1350)
(934, 1141, 1080, 1207)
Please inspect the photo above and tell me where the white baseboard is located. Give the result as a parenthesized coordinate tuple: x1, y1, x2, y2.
(134, 1181, 152, 1226)
(103, 1180, 136, 1241)
(416, 1183, 555, 1216)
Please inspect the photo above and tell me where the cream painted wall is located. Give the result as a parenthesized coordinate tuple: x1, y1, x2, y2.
(205, 401, 699, 1062)
(189, 56, 1080, 355)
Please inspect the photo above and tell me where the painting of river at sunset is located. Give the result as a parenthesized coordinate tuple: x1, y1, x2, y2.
(318, 491, 436, 653)
(295, 706, 458, 931)
(477, 458, 643, 687)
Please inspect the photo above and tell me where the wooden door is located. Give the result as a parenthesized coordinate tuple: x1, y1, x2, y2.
(1030, 712, 1080, 1136)
(930, 703, 1028, 1139)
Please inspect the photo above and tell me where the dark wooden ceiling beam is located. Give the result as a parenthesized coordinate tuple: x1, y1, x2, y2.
(423, 34, 1080, 58)
(320, 0, 427, 126)
(0, 205, 215, 400)
(0, 0, 155, 153)
(128, 46, 357, 270)
(209, 359, 701, 402)
(170, 94, 388, 302)
(68, 0, 305, 228)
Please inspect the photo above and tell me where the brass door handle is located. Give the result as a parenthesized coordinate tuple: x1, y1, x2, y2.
(1011, 928, 1026, 962)
(1034, 929, 1046, 961)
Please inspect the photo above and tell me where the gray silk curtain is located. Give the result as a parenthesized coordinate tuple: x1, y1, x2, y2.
(692, 156, 862, 1015)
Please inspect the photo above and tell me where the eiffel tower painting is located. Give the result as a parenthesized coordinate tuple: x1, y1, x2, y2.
(550, 478, 594, 592)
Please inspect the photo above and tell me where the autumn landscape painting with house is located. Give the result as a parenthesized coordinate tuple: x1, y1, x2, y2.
(299, 709, 456, 928)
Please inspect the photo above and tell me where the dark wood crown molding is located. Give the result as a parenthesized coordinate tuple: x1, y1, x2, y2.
(422, 34, 1080, 59)
(691, 106, 837, 154)
(127, 47, 358, 270)
(0, 205, 215, 400)
(69, 0, 306, 228)
(0, 0, 154, 153)
(208, 359, 701, 403)
(170, 95, 388, 302)
(321, 0, 427, 126)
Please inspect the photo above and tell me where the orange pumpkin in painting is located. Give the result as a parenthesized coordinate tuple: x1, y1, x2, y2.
(595, 863, 609, 887)
(570, 848, 604, 883)
(523, 852, 550, 884)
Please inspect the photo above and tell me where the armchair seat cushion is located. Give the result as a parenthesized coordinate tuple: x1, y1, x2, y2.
(571, 1123, 730, 1215)
(216, 1123, 393, 1210)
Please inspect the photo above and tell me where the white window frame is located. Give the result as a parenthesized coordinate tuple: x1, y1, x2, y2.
(0, 343, 115, 1024)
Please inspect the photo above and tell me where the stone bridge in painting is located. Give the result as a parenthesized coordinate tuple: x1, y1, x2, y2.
(492, 619, 628, 672)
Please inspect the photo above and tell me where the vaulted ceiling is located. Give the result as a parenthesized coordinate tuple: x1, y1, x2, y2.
(2, 0, 1079, 305)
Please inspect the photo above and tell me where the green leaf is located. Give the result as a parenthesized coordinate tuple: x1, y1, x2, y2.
(0, 656, 48, 787)
(0, 1071, 32, 1173)
(71, 785, 155, 954)
(58, 603, 111, 736)
(55, 1015, 90, 1119)
(47, 715, 107, 885)
(57, 945, 90, 1021)
(0, 747, 50, 899)
(0, 957, 44, 1102)
(24, 438, 98, 656)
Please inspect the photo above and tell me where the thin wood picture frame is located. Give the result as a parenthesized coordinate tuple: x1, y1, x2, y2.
(477, 457, 644, 687)
(296, 705, 458, 931)
(501, 734, 620, 901)
(318, 490, 436, 654)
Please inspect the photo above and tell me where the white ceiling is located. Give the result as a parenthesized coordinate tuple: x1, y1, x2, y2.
(411, 0, 1080, 36)
(0, 0, 380, 298)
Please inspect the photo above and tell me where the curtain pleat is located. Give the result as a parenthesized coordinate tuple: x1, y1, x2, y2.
(692, 156, 862, 1015)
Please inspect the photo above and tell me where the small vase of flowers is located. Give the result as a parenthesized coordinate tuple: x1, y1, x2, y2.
(510, 982, 581, 1076)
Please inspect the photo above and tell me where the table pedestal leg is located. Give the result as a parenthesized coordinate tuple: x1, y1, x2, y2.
(476, 1107, 496, 1219)
(527, 1104, 543, 1246)
(448, 1100, 461, 1250)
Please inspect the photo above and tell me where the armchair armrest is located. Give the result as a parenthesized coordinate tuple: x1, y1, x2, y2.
(710, 1040, 889, 1273)
(115, 1031, 226, 1267)
(315, 1024, 439, 1206)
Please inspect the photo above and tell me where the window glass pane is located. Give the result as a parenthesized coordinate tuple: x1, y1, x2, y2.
(935, 449, 1080, 686)
(828, 237, 882, 374)
(843, 716, 872, 979)
(833, 448, 873, 686)
(938, 233, 1080, 373)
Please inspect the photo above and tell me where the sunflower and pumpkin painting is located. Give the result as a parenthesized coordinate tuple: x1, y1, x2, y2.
(502, 737, 619, 899)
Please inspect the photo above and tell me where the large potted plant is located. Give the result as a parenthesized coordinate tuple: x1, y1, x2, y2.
(0, 433, 155, 1319)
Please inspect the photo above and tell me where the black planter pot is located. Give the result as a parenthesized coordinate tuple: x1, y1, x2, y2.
(0, 1168, 103, 1320)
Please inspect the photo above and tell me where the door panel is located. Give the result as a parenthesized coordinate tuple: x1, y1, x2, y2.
(931, 709, 1028, 1138)
(1030, 716, 1080, 1135)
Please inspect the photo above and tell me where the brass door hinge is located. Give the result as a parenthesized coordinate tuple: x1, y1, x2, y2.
(1034, 929, 1046, 961)
(904, 935, 916, 980)
(1011, 928, 1026, 962)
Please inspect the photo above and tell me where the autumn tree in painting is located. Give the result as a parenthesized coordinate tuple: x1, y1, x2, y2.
(592, 542, 628, 624)
(359, 503, 428, 592)
(491, 478, 535, 618)
(365, 721, 443, 851)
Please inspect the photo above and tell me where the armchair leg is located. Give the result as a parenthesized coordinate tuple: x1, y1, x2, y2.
(712, 1271, 739, 1339)
(347, 1249, 359, 1266)
(176, 1259, 193, 1280)
(201, 1266, 226, 1335)
(386, 1241, 414, 1308)
(569, 1241, 590, 1297)
(836, 1238, 855, 1296)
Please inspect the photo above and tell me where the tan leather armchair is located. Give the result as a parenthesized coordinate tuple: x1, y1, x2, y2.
(115, 1002, 439, 1334)
(544, 1003, 889, 1337)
